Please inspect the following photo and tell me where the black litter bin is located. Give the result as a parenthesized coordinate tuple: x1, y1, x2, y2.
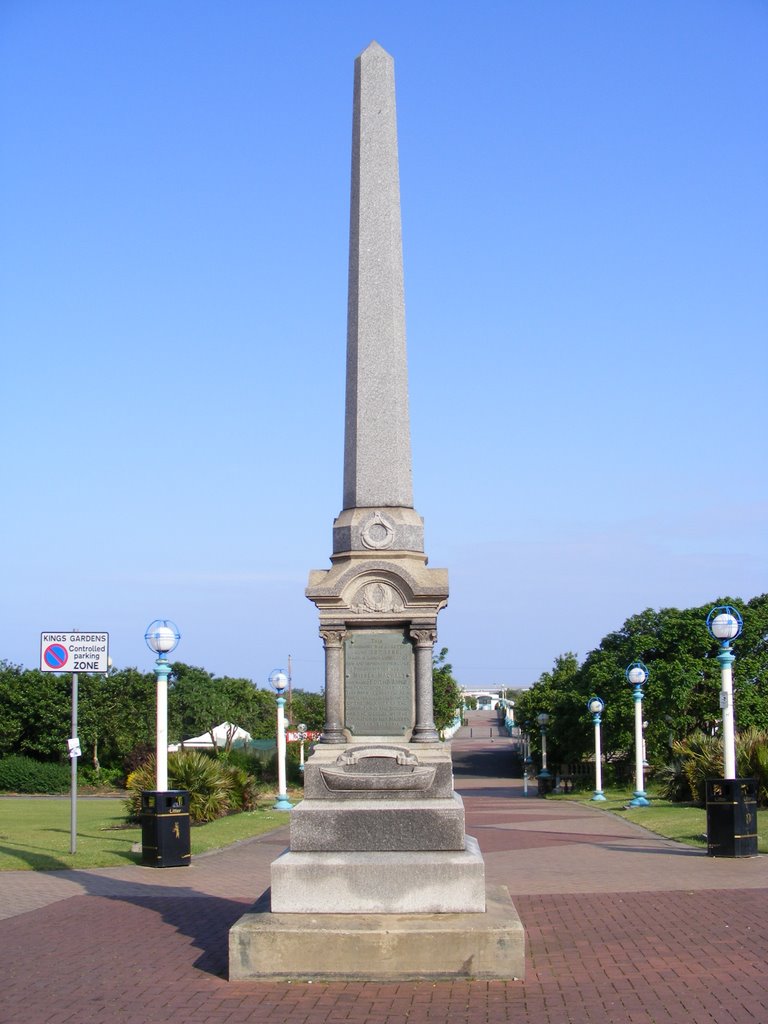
(705, 778, 758, 858)
(537, 775, 554, 798)
(141, 790, 191, 867)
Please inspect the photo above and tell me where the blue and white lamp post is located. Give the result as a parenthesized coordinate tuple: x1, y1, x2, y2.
(522, 720, 532, 796)
(706, 606, 743, 780)
(269, 668, 294, 810)
(537, 713, 551, 778)
(145, 620, 181, 792)
(587, 696, 606, 801)
(297, 723, 308, 773)
(523, 722, 533, 770)
(626, 661, 650, 807)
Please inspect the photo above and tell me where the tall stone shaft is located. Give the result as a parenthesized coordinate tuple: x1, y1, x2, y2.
(344, 41, 412, 511)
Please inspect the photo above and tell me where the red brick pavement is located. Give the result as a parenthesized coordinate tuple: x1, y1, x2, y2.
(3, 888, 766, 1023)
(1, 714, 766, 1024)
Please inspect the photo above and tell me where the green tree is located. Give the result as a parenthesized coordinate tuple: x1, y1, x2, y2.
(0, 661, 26, 755)
(516, 594, 768, 773)
(514, 653, 582, 766)
(578, 596, 768, 766)
(78, 667, 155, 769)
(432, 648, 462, 735)
(289, 689, 325, 732)
(167, 663, 275, 750)
(0, 663, 70, 761)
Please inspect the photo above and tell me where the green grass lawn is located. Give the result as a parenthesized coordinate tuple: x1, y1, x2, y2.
(0, 796, 293, 871)
(549, 786, 768, 853)
(2, 785, 765, 871)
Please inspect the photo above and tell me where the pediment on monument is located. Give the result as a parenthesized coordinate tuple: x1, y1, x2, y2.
(307, 557, 448, 610)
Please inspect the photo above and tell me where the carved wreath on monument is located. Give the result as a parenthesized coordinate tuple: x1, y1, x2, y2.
(360, 511, 395, 549)
(352, 580, 404, 614)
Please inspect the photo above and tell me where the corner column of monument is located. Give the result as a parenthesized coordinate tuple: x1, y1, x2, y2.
(229, 42, 524, 982)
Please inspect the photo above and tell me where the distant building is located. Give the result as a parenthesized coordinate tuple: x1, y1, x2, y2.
(461, 686, 508, 711)
(168, 722, 253, 752)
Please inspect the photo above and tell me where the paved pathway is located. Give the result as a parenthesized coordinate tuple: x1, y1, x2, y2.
(1, 712, 765, 1023)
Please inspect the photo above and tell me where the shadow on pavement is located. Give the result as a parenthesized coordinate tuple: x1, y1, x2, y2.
(102, 891, 250, 977)
(452, 744, 522, 779)
(0, 841, 252, 979)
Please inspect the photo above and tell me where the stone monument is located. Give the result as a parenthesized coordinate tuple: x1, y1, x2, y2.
(229, 41, 524, 981)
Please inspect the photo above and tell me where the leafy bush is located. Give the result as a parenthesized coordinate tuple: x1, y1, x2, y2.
(661, 730, 768, 806)
(79, 765, 124, 789)
(223, 763, 261, 811)
(123, 742, 155, 777)
(655, 757, 691, 803)
(601, 760, 633, 788)
(284, 745, 299, 785)
(668, 732, 723, 805)
(216, 746, 270, 782)
(0, 755, 70, 793)
(736, 728, 768, 806)
(125, 750, 255, 823)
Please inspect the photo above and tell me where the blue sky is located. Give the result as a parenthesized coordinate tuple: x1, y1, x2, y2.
(2, 1, 766, 691)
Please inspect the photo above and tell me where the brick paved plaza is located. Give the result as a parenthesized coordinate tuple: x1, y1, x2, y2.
(1, 713, 766, 1024)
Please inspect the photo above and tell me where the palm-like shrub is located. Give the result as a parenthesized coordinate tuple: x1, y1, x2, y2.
(673, 732, 723, 805)
(224, 763, 261, 812)
(660, 729, 768, 806)
(655, 757, 691, 803)
(736, 728, 768, 806)
(125, 750, 234, 823)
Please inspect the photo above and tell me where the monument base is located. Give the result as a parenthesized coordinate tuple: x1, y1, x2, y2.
(271, 835, 485, 913)
(290, 794, 466, 851)
(229, 884, 525, 981)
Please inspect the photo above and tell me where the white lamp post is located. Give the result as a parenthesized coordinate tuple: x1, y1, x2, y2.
(523, 722, 532, 768)
(626, 661, 650, 807)
(297, 723, 308, 773)
(144, 620, 180, 792)
(537, 712, 551, 778)
(587, 697, 606, 801)
(706, 606, 743, 780)
(505, 700, 516, 734)
(269, 668, 294, 810)
(521, 721, 532, 796)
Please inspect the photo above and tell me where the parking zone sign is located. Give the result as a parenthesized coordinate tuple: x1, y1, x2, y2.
(40, 633, 109, 673)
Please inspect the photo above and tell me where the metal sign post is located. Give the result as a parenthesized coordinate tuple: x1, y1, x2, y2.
(70, 672, 79, 854)
(40, 632, 108, 857)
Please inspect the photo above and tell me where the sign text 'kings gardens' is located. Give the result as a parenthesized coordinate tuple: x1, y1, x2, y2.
(40, 632, 110, 673)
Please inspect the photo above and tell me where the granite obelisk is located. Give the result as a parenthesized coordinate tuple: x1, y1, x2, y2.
(229, 43, 524, 980)
(312, 40, 442, 747)
(343, 40, 412, 511)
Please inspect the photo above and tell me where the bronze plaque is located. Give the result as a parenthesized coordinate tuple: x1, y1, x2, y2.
(344, 631, 413, 735)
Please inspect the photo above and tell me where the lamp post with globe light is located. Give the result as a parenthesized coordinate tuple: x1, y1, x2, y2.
(536, 712, 553, 796)
(142, 620, 190, 869)
(297, 723, 308, 773)
(537, 713, 551, 778)
(704, 605, 757, 858)
(522, 720, 533, 796)
(269, 669, 294, 810)
(626, 661, 650, 807)
(587, 696, 606, 801)
(144, 620, 180, 792)
(706, 606, 743, 780)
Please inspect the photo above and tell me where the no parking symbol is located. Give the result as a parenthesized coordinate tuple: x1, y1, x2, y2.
(43, 643, 69, 669)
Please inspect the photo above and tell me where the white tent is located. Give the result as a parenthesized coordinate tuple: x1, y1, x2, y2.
(168, 722, 252, 752)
